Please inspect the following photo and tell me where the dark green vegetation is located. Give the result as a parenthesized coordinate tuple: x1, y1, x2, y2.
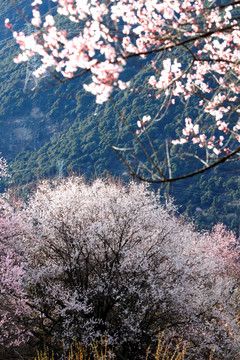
(0, 0, 239, 233)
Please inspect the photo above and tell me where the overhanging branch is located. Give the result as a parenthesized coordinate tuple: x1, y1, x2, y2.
(130, 146, 240, 184)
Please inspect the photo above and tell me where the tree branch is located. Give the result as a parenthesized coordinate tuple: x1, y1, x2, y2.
(129, 146, 240, 183)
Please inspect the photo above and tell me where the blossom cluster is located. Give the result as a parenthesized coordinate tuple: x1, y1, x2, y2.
(136, 115, 151, 134)
(172, 117, 230, 155)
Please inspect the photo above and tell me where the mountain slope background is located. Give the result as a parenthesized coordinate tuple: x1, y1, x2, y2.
(0, 0, 239, 234)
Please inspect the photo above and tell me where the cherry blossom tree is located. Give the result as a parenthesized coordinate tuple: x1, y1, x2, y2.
(21, 177, 240, 359)
(6, 0, 240, 182)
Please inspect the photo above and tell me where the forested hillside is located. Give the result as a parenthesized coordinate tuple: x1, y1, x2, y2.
(0, 0, 239, 234)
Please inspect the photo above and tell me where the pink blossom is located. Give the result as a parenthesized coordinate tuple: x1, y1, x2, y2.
(172, 138, 188, 145)
(31, 9, 42, 27)
(137, 115, 151, 130)
(43, 15, 55, 27)
(4, 18, 12, 30)
(217, 120, 229, 133)
(31, 0, 42, 5)
(213, 148, 221, 155)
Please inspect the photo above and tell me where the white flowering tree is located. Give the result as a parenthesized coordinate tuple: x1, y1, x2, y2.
(21, 177, 240, 359)
(6, 0, 240, 182)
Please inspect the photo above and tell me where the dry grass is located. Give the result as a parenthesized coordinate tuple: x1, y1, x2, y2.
(35, 337, 113, 360)
(145, 332, 186, 360)
(34, 332, 189, 360)
(34, 330, 223, 360)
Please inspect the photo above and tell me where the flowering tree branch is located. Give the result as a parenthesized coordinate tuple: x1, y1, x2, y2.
(5, 0, 240, 182)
